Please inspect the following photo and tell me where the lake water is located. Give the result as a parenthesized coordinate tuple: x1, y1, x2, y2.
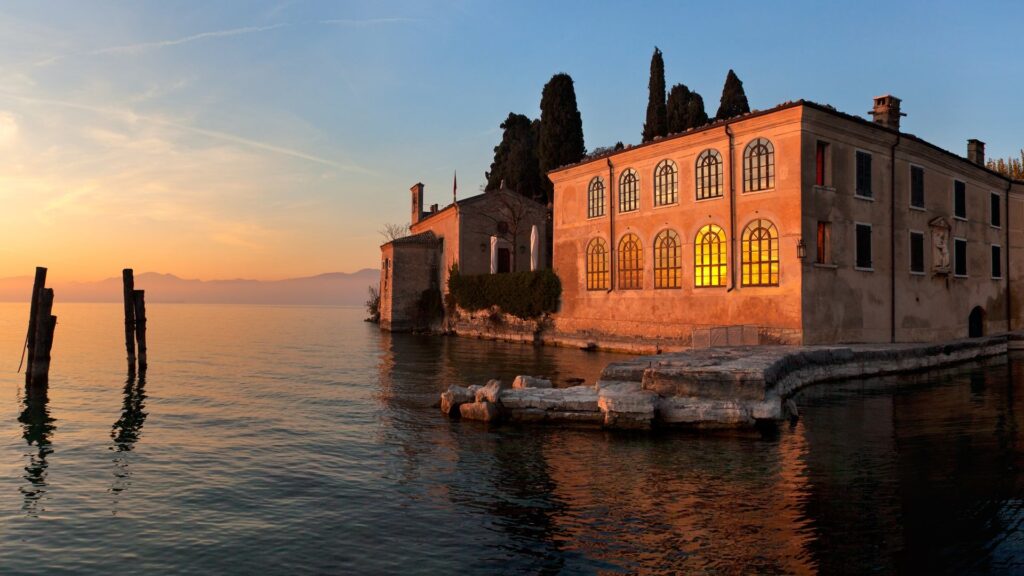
(1, 303, 1022, 574)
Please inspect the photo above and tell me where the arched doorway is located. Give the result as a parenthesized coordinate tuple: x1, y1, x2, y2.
(968, 306, 985, 338)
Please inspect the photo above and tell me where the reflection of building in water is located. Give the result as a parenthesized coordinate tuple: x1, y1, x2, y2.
(18, 384, 55, 516)
(539, 430, 815, 573)
(111, 375, 148, 500)
(794, 358, 1023, 573)
(796, 385, 903, 573)
(889, 359, 1022, 573)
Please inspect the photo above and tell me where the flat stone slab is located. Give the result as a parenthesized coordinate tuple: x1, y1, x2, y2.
(442, 333, 1014, 430)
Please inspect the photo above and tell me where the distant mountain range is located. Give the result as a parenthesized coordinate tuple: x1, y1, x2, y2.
(0, 269, 379, 305)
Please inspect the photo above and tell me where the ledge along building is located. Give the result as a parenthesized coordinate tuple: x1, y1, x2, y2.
(379, 183, 549, 331)
(548, 95, 1024, 346)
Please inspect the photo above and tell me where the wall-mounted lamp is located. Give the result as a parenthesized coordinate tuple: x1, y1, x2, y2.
(797, 238, 807, 260)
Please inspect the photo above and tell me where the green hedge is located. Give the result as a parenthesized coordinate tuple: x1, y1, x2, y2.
(448, 266, 561, 319)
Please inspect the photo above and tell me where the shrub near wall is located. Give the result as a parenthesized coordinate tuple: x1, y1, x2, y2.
(448, 267, 561, 319)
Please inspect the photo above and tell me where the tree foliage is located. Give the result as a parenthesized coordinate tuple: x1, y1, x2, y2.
(987, 149, 1024, 180)
(642, 47, 668, 143)
(715, 69, 750, 120)
(538, 73, 586, 202)
(364, 285, 380, 323)
(666, 83, 709, 133)
(485, 113, 545, 201)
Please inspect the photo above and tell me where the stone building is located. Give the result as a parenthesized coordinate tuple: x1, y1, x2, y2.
(548, 96, 1024, 345)
(379, 183, 549, 331)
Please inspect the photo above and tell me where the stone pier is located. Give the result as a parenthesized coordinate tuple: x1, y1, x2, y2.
(441, 334, 1013, 429)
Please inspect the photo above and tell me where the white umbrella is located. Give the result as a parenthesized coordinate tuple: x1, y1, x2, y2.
(530, 225, 539, 271)
(489, 235, 498, 274)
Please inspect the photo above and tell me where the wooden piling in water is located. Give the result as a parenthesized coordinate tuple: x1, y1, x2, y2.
(29, 288, 55, 387)
(133, 290, 147, 372)
(24, 267, 47, 384)
(123, 269, 136, 374)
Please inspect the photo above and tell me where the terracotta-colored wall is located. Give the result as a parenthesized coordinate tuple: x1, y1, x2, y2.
(801, 106, 1015, 343)
(412, 207, 458, 293)
(550, 107, 804, 343)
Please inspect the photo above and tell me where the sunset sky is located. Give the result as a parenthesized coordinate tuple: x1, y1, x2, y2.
(1, 0, 1021, 282)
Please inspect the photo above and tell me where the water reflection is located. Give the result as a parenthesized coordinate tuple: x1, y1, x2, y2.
(374, 332, 1024, 573)
(18, 383, 55, 516)
(110, 372, 148, 500)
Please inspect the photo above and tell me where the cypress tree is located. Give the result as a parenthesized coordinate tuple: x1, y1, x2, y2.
(715, 69, 750, 120)
(642, 47, 668, 143)
(685, 91, 709, 128)
(485, 112, 544, 201)
(666, 83, 691, 134)
(538, 73, 585, 203)
(667, 84, 710, 133)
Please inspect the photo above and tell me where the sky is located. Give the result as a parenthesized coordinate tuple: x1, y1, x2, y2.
(0, 0, 1022, 282)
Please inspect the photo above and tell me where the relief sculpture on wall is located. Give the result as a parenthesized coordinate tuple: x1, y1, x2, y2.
(930, 216, 951, 274)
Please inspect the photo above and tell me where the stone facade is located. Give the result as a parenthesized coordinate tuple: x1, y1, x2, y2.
(548, 97, 1024, 345)
(379, 184, 549, 332)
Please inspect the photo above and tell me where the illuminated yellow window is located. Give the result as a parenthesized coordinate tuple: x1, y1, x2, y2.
(653, 229, 681, 289)
(741, 219, 780, 286)
(586, 238, 609, 290)
(694, 224, 727, 287)
(617, 233, 643, 289)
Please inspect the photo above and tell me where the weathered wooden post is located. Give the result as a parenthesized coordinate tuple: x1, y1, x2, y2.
(122, 269, 136, 374)
(29, 288, 55, 387)
(133, 290, 147, 372)
(24, 267, 47, 384)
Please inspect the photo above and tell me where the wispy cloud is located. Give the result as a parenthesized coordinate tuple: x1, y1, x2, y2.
(32, 18, 417, 66)
(0, 91, 371, 173)
(318, 18, 417, 26)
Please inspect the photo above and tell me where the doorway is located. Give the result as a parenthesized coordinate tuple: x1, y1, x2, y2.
(968, 306, 984, 338)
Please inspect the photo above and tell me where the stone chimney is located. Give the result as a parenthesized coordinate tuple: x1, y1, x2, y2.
(870, 95, 906, 130)
(967, 139, 985, 166)
(410, 182, 424, 226)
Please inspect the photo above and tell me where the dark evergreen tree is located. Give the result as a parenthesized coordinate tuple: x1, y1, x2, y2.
(538, 73, 585, 203)
(666, 83, 692, 133)
(485, 112, 544, 201)
(715, 69, 750, 120)
(667, 84, 710, 133)
(642, 47, 668, 142)
(686, 91, 709, 128)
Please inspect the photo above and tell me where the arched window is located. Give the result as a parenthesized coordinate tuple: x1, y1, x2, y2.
(653, 229, 681, 289)
(654, 159, 678, 206)
(619, 169, 638, 213)
(695, 224, 727, 287)
(741, 219, 780, 286)
(586, 238, 609, 290)
(587, 176, 605, 218)
(618, 233, 643, 289)
(695, 149, 723, 200)
(743, 138, 775, 192)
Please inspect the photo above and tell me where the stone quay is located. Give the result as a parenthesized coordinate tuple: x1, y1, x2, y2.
(441, 334, 1015, 430)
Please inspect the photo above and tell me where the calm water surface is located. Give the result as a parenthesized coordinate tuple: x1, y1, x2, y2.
(1, 303, 1022, 574)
